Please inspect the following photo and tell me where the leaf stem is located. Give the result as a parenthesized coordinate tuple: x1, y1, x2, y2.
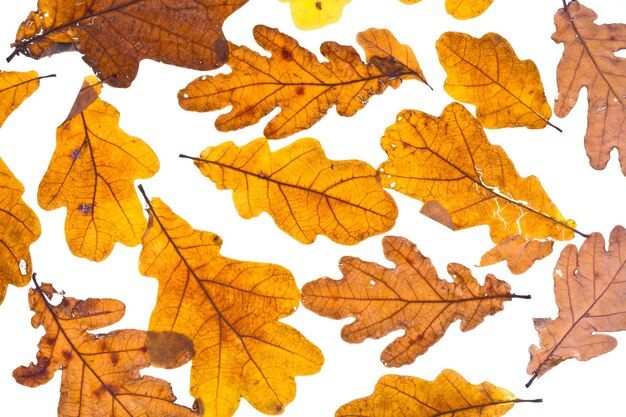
(137, 183, 150, 206)
(546, 119, 562, 132)
(510, 293, 532, 300)
(525, 372, 538, 388)
(514, 398, 543, 403)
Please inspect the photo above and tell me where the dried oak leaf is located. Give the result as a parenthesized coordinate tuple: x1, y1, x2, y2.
(437, 32, 554, 129)
(479, 235, 554, 275)
(0, 158, 41, 305)
(0, 70, 50, 128)
(301, 236, 523, 367)
(279, 0, 352, 29)
(378, 102, 577, 271)
(139, 196, 324, 417)
(183, 137, 397, 245)
(399, 0, 495, 19)
(38, 75, 159, 261)
(179, 25, 428, 139)
(336, 369, 539, 417)
(527, 225, 626, 386)
(553, 1, 626, 175)
(12, 0, 248, 88)
(13, 280, 198, 417)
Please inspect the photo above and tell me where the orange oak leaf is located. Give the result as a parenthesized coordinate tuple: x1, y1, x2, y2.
(279, 0, 352, 30)
(13, 279, 198, 416)
(301, 236, 525, 367)
(553, 1, 626, 175)
(436, 32, 555, 129)
(527, 225, 626, 386)
(139, 194, 324, 417)
(37, 75, 159, 261)
(399, 0, 495, 19)
(479, 235, 554, 275)
(336, 369, 540, 417)
(179, 25, 428, 139)
(182, 138, 397, 245)
(0, 70, 51, 128)
(0, 158, 41, 305)
(11, 0, 248, 88)
(378, 103, 580, 272)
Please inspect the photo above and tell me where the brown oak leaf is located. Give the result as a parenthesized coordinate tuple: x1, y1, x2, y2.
(527, 225, 626, 386)
(479, 235, 554, 275)
(301, 235, 526, 367)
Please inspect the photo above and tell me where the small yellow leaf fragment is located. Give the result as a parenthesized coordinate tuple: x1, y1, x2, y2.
(280, 0, 352, 29)
(0, 70, 42, 128)
(399, 0, 494, 19)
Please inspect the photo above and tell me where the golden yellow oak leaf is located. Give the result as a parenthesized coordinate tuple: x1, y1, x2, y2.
(302, 236, 523, 367)
(280, 0, 351, 29)
(0, 70, 50, 128)
(179, 25, 428, 139)
(553, 1, 626, 174)
(437, 32, 554, 129)
(400, 0, 494, 19)
(182, 137, 397, 245)
(336, 369, 540, 417)
(378, 103, 578, 267)
(0, 158, 41, 305)
(14, 280, 198, 417)
(12, 0, 248, 87)
(139, 196, 324, 417)
(37, 76, 159, 261)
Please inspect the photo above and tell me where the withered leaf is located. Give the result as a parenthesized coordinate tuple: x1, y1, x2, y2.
(336, 369, 539, 417)
(527, 225, 626, 386)
(139, 196, 324, 417)
(301, 236, 524, 367)
(183, 137, 397, 245)
(553, 1, 626, 174)
(179, 25, 428, 139)
(12, 0, 248, 87)
(400, 0, 495, 19)
(38, 76, 159, 261)
(437, 32, 554, 129)
(13, 280, 198, 416)
(0, 158, 41, 305)
(479, 235, 554, 275)
(280, 0, 352, 29)
(378, 102, 578, 272)
(0, 70, 50, 128)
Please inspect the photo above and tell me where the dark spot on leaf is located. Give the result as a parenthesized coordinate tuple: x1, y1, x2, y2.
(315, 1, 322, 10)
(70, 148, 81, 161)
(79, 203, 93, 215)
(62, 350, 73, 361)
(281, 48, 292, 61)
(110, 352, 119, 365)
(295, 86, 305, 96)
(275, 404, 283, 412)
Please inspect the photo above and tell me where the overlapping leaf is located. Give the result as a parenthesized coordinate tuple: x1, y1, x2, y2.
(13, 280, 197, 416)
(0, 70, 48, 127)
(527, 225, 626, 385)
(179, 25, 428, 139)
(553, 1, 626, 174)
(336, 369, 538, 417)
(0, 159, 41, 305)
(378, 102, 577, 271)
(400, 0, 495, 19)
(437, 32, 553, 129)
(139, 197, 324, 417)
(12, 0, 248, 87)
(479, 235, 554, 275)
(184, 138, 397, 245)
(38, 75, 159, 261)
(280, 0, 352, 29)
(302, 236, 522, 367)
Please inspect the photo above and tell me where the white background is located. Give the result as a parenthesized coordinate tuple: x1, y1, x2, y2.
(1, 0, 626, 416)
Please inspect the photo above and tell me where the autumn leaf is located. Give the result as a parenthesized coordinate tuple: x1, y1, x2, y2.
(13, 278, 198, 417)
(0, 158, 41, 305)
(400, 0, 495, 19)
(280, 0, 351, 29)
(11, 0, 248, 88)
(527, 225, 626, 386)
(181, 137, 397, 245)
(479, 236, 554, 275)
(436, 31, 556, 129)
(301, 236, 525, 367)
(37, 75, 159, 261)
(139, 194, 324, 417)
(336, 369, 540, 417)
(378, 103, 580, 272)
(179, 25, 428, 139)
(0, 70, 52, 128)
(553, 1, 626, 175)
